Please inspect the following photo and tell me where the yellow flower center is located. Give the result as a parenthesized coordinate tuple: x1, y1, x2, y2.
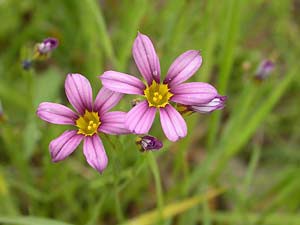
(144, 80, 173, 108)
(75, 110, 101, 136)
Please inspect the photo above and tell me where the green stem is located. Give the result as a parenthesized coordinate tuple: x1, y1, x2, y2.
(147, 152, 164, 224)
(104, 135, 125, 222)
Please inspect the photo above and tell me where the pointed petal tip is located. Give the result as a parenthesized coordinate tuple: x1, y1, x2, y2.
(51, 157, 59, 163)
(132, 33, 161, 84)
(137, 31, 145, 37)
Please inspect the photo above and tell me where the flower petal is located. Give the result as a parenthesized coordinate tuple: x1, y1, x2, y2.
(190, 95, 227, 113)
(132, 32, 161, 85)
(83, 135, 108, 173)
(159, 105, 187, 142)
(49, 130, 83, 162)
(99, 111, 129, 134)
(125, 100, 156, 134)
(65, 73, 93, 115)
(171, 82, 218, 105)
(164, 50, 202, 87)
(37, 102, 77, 125)
(94, 87, 124, 115)
(100, 71, 145, 95)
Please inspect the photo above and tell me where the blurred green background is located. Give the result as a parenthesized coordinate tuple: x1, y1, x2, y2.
(0, 0, 300, 225)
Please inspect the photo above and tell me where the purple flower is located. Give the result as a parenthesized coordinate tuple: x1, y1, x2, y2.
(136, 135, 163, 152)
(36, 73, 128, 173)
(255, 60, 275, 80)
(178, 95, 227, 114)
(37, 38, 59, 54)
(100, 32, 220, 141)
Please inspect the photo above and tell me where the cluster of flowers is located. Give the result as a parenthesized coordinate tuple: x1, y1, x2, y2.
(37, 33, 226, 173)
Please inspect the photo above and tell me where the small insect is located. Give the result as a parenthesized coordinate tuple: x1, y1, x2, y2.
(131, 98, 142, 108)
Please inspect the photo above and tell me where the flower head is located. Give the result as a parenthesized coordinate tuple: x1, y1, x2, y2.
(100, 32, 223, 141)
(136, 135, 163, 152)
(36, 73, 128, 173)
(254, 60, 275, 80)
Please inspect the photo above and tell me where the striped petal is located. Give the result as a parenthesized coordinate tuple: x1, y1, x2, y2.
(37, 102, 77, 125)
(159, 105, 187, 142)
(164, 50, 202, 87)
(171, 82, 217, 105)
(49, 130, 83, 162)
(125, 100, 156, 134)
(83, 135, 108, 173)
(94, 87, 124, 115)
(132, 32, 161, 85)
(100, 71, 145, 95)
(99, 111, 129, 134)
(65, 73, 93, 115)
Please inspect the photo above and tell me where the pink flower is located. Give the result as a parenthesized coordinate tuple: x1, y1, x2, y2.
(100, 33, 220, 142)
(37, 73, 128, 173)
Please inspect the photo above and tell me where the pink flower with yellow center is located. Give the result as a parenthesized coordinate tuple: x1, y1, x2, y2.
(100, 33, 220, 142)
(37, 73, 128, 173)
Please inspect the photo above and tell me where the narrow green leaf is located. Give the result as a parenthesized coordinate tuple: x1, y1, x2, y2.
(0, 216, 74, 225)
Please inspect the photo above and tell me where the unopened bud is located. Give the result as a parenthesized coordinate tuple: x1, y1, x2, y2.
(22, 60, 32, 70)
(177, 95, 227, 114)
(34, 37, 58, 60)
(37, 38, 58, 54)
(254, 60, 274, 80)
(135, 135, 163, 152)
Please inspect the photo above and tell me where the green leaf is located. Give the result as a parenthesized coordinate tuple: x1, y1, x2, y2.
(120, 188, 225, 225)
(0, 216, 74, 225)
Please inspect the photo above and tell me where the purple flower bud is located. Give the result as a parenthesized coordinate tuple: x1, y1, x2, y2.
(255, 60, 275, 80)
(136, 135, 163, 152)
(187, 95, 227, 114)
(37, 38, 59, 54)
(22, 60, 32, 70)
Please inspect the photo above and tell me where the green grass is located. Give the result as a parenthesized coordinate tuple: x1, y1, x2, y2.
(0, 0, 300, 224)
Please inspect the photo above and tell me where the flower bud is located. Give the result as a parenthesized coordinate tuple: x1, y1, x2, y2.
(190, 96, 227, 113)
(34, 37, 58, 60)
(22, 60, 32, 70)
(254, 60, 274, 80)
(37, 38, 59, 54)
(177, 95, 227, 114)
(135, 135, 163, 152)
